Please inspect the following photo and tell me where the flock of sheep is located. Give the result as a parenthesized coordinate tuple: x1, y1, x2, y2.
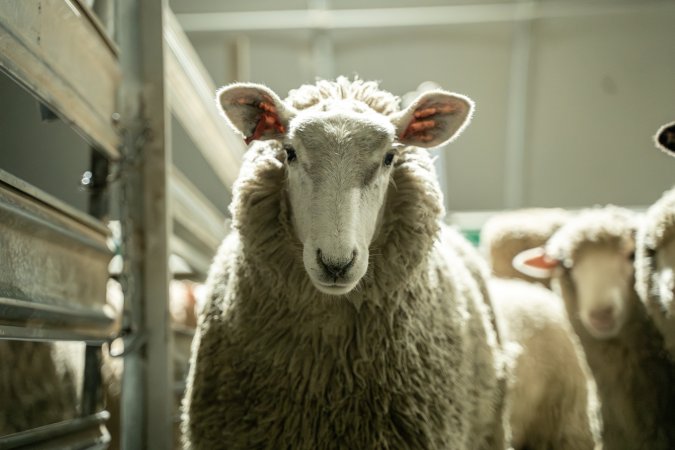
(1, 77, 673, 450)
(181, 78, 675, 450)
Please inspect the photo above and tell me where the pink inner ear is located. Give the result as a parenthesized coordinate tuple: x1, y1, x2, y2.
(244, 101, 286, 144)
(400, 103, 457, 142)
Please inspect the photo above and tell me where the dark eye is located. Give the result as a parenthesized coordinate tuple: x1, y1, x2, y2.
(629, 251, 635, 261)
(284, 145, 297, 162)
(383, 152, 395, 166)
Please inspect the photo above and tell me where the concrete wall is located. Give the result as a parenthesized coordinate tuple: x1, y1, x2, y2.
(180, 2, 675, 213)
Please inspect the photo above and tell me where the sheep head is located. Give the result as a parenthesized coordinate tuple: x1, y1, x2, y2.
(513, 207, 639, 339)
(217, 82, 473, 296)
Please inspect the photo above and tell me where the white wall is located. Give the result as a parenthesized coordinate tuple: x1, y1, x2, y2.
(180, 1, 675, 213)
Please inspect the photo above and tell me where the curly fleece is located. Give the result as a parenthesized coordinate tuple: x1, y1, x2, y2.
(547, 207, 675, 450)
(635, 186, 675, 359)
(181, 80, 505, 450)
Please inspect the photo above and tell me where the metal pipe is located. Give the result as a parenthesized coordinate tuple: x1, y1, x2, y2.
(177, 1, 675, 33)
(0, 411, 110, 449)
(117, 0, 174, 448)
(503, 2, 532, 208)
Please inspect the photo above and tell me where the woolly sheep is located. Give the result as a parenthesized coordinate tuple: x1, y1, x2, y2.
(635, 186, 675, 359)
(181, 78, 507, 449)
(480, 208, 571, 287)
(490, 278, 602, 450)
(515, 206, 675, 450)
(0, 341, 81, 435)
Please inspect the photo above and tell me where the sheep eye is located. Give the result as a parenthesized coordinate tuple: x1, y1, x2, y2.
(628, 251, 635, 261)
(284, 145, 297, 163)
(383, 152, 395, 166)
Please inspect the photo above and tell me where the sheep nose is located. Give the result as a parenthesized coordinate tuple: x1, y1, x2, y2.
(317, 249, 357, 279)
(589, 306, 615, 329)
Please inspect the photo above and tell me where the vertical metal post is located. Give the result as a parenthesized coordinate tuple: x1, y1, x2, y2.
(117, 0, 173, 449)
(503, 2, 534, 209)
(82, 151, 109, 418)
(309, 0, 334, 80)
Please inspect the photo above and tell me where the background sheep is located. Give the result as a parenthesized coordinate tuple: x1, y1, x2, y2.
(0, 341, 81, 435)
(635, 186, 675, 360)
(515, 206, 675, 450)
(182, 78, 506, 449)
(480, 208, 571, 288)
(490, 278, 601, 450)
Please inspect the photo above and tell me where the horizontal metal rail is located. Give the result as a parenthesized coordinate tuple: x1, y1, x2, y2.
(0, 169, 109, 235)
(170, 166, 228, 276)
(165, 8, 245, 189)
(0, 297, 114, 329)
(0, 1, 121, 159)
(0, 169, 111, 314)
(0, 411, 110, 450)
(0, 325, 110, 344)
(177, 0, 675, 32)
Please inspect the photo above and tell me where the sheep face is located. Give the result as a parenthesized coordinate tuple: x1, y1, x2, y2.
(217, 82, 473, 295)
(570, 246, 635, 339)
(284, 106, 396, 295)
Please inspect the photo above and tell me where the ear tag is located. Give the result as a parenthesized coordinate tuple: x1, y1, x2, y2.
(512, 247, 559, 279)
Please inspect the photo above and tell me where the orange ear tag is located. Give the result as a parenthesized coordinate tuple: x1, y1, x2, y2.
(512, 247, 559, 279)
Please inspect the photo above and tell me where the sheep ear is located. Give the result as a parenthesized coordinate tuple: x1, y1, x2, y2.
(512, 247, 559, 279)
(655, 121, 675, 158)
(216, 83, 296, 145)
(392, 90, 474, 148)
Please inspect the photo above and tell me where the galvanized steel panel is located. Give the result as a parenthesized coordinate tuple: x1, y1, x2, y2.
(0, 1, 121, 158)
(0, 170, 113, 335)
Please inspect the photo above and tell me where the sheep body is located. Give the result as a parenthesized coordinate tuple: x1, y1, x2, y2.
(0, 341, 80, 435)
(636, 186, 675, 359)
(490, 278, 601, 450)
(481, 208, 570, 287)
(182, 79, 505, 450)
(544, 207, 675, 450)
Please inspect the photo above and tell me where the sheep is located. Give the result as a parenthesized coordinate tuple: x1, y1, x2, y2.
(635, 186, 675, 360)
(514, 205, 675, 450)
(0, 341, 80, 435)
(654, 121, 675, 158)
(480, 208, 571, 288)
(181, 77, 507, 450)
(489, 278, 602, 450)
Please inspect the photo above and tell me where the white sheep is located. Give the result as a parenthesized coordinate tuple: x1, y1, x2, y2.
(514, 206, 675, 450)
(181, 77, 507, 449)
(635, 186, 675, 359)
(489, 278, 602, 450)
(480, 208, 571, 287)
(0, 341, 80, 435)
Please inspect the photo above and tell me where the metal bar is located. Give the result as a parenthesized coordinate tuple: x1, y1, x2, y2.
(176, 0, 675, 32)
(0, 411, 109, 449)
(81, 346, 103, 416)
(0, 325, 109, 344)
(503, 3, 532, 209)
(117, 0, 174, 448)
(0, 1, 121, 158)
(0, 168, 109, 235)
(165, 8, 245, 190)
(170, 166, 228, 252)
(170, 235, 214, 277)
(0, 297, 114, 328)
